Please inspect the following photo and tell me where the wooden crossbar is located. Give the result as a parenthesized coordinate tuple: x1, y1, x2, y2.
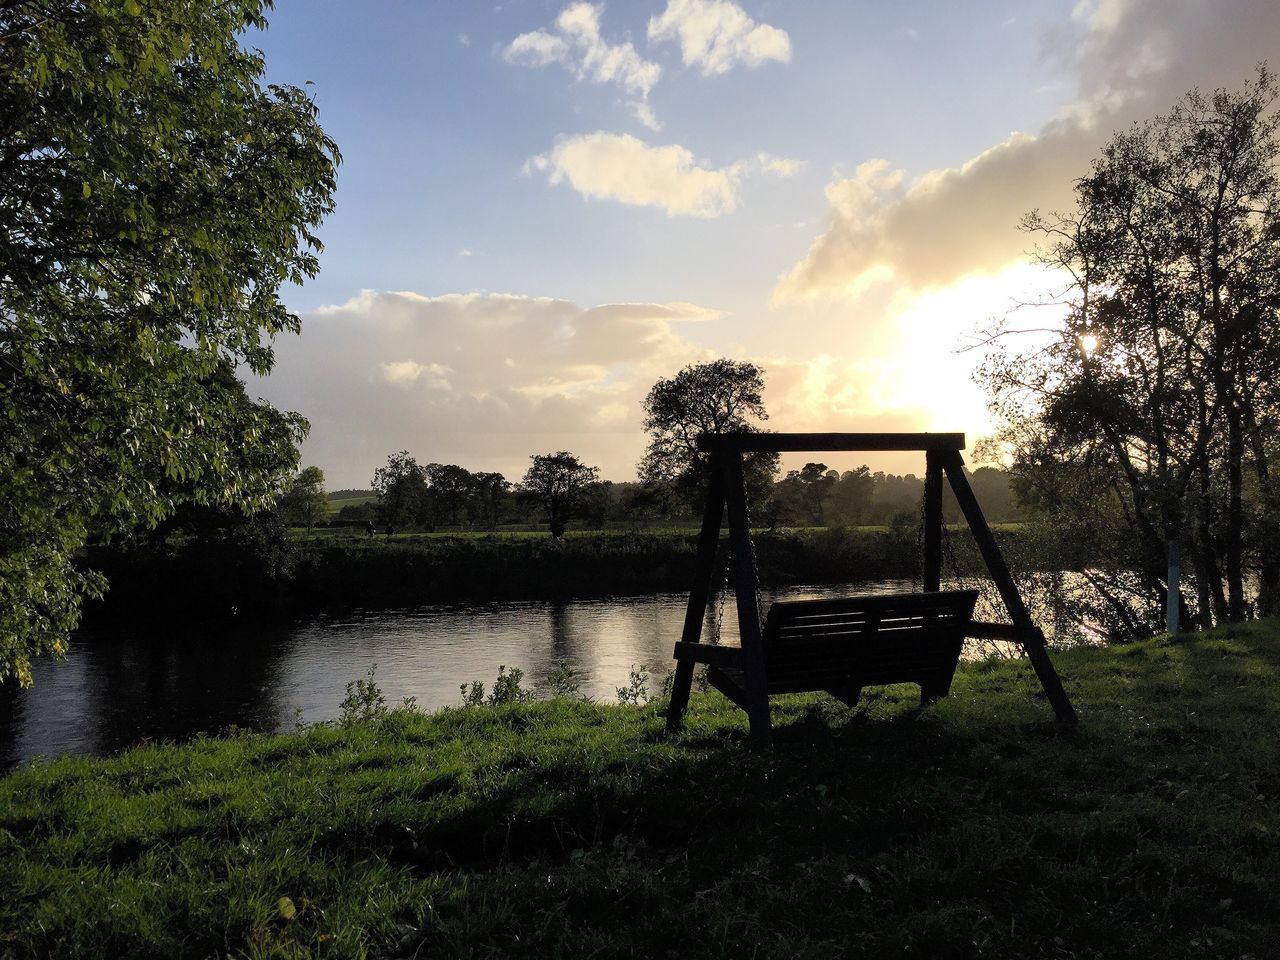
(696, 432, 966, 453)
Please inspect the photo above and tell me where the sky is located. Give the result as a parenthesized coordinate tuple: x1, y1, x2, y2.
(246, 0, 1280, 488)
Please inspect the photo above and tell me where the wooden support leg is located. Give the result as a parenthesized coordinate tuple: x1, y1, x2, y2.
(923, 451, 944, 592)
(724, 452, 772, 748)
(667, 456, 725, 733)
(942, 453, 1079, 723)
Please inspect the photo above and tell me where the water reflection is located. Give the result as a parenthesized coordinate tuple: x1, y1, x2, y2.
(1, 581, 915, 770)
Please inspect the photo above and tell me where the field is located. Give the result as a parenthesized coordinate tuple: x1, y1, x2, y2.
(2, 620, 1277, 958)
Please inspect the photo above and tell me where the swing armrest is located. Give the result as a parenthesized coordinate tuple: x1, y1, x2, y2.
(672, 642, 744, 668)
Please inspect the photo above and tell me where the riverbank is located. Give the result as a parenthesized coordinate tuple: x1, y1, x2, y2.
(86, 526, 955, 623)
(3, 620, 1277, 958)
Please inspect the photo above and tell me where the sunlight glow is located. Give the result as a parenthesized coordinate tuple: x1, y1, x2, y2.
(1080, 333, 1099, 354)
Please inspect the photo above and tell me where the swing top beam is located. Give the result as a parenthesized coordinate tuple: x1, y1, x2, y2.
(696, 431, 966, 453)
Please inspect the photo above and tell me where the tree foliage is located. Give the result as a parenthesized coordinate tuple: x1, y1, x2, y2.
(983, 67, 1280, 637)
(0, 0, 339, 684)
(639, 359, 779, 514)
(518, 452, 599, 539)
(279, 466, 328, 533)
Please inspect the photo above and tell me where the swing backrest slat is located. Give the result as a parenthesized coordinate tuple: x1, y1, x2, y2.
(759, 590, 978, 695)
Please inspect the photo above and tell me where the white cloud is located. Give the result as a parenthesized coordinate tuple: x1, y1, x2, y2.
(631, 100, 663, 132)
(648, 0, 790, 76)
(773, 0, 1280, 303)
(380, 360, 454, 388)
(251, 291, 727, 484)
(756, 152, 804, 178)
(504, 29, 568, 67)
(528, 132, 743, 217)
(504, 3, 660, 98)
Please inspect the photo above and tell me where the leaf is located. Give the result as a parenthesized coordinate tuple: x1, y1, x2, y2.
(82, 181, 92, 199)
(276, 896, 296, 921)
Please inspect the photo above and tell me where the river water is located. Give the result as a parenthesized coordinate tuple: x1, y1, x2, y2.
(1, 580, 941, 770)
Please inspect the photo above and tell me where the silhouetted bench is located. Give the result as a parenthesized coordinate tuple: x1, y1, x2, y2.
(672, 589, 979, 709)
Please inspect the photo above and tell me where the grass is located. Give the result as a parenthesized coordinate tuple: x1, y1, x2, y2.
(2, 622, 1278, 958)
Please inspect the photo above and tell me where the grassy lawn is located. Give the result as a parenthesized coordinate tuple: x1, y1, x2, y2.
(2, 622, 1277, 958)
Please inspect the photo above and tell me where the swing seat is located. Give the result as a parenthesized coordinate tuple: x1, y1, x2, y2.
(673, 590, 979, 708)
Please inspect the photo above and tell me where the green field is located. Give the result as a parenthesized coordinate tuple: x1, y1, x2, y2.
(3, 620, 1277, 957)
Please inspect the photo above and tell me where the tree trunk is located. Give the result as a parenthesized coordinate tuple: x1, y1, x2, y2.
(1166, 534, 1181, 634)
(1196, 465, 1228, 625)
(1226, 404, 1247, 620)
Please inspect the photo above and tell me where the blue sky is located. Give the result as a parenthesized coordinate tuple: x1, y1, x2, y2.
(247, 0, 1280, 486)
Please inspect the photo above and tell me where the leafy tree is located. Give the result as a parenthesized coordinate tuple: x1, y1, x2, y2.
(0, 0, 338, 685)
(518, 452, 599, 539)
(984, 68, 1280, 635)
(279, 466, 328, 534)
(467, 471, 510, 531)
(639, 359, 779, 515)
(424, 463, 474, 528)
(372, 452, 429, 529)
(827, 466, 876, 526)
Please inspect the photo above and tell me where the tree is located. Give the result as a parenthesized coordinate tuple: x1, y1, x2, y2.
(827, 466, 875, 526)
(372, 452, 429, 529)
(518, 452, 599, 539)
(0, 1, 339, 685)
(424, 463, 474, 528)
(983, 67, 1280, 637)
(639, 359, 779, 515)
(279, 466, 328, 534)
(467, 472, 510, 531)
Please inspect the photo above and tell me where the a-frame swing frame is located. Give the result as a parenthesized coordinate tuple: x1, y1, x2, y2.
(665, 432, 1078, 746)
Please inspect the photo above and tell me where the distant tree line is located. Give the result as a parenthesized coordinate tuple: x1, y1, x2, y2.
(314, 455, 1022, 535)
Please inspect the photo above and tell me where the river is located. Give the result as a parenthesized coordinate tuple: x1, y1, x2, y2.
(1, 579, 958, 770)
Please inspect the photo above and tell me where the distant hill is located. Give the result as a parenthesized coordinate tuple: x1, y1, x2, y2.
(328, 489, 375, 501)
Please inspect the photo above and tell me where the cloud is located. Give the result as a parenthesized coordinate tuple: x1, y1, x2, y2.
(252, 291, 725, 484)
(504, 2, 662, 132)
(527, 132, 743, 217)
(773, 0, 1280, 303)
(756, 152, 804, 178)
(648, 0, 790, 75)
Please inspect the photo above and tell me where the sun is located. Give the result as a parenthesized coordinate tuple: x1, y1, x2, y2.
(1079, 333, 1099, 355)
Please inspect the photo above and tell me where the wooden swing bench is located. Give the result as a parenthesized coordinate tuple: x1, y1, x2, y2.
(665, 432, 1078, 746)
(673, 589, 979, 709)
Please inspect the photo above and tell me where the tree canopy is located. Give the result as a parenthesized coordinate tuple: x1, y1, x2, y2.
(983, 66, 1280, 637)
(279, 466, 328, 534)
(639, 359, 779, 513)
(0, 0, 339, 684)
(518, 452, 599, 539)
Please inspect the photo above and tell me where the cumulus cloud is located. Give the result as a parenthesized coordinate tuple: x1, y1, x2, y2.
(527, 132, 743, 217)
(773, 0, 1280, 303)
(251, 291, 725, 484)
(504, 3, 661, 125)
(648, 0, 790, 75)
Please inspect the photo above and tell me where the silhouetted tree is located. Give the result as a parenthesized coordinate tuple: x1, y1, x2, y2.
(519, 452, 599, 539)
(639, 359, 779, 516)
(984, 67, 1280, 635)
(372, 452, 430, 529)
(279, 466, 328, 533)
(468, 472, 510, 531)
(424, 463, 473, 528)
